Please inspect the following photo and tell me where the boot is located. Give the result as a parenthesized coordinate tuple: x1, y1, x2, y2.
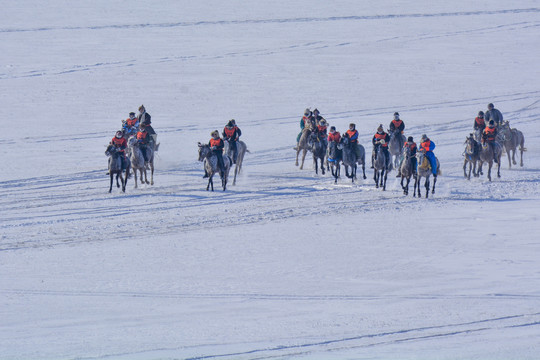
(203, 170, 209, 178)
(493, 156, 498, 163)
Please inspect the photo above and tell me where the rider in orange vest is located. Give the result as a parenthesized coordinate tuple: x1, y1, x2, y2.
(397, 136, 417, 177)
(209, 130, 225, 176)
(389, 112, 405, 149)
(222, 119, 242, 164)
(136, 126, 151, 163)
(327, 126, 341, 143)
(372, 124, 390, 169)
(110, 130, 128, 169)
(346, 123, 363, 160)
(419, 134, 437, 176)
(316, 119, 328, 146)
(482, 120, 499, 163)
(474, 111, 486, 133)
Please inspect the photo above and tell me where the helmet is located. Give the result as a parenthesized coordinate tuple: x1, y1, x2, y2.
(487, 103, 494, 109)
(304, 108, 311, 117)
(377, 124, 384, 133)
(349, 123, 355, 130)
(394, 112, 399, 116)
(488, 120, 495, 127)
(115, 130, 123, 138)
(407, 136, 413, 142)
(230, 119, 236, 125)
(478, 111, 484, 117)
(129, 112, 135, 116)
(313, 108, 320, 114)
(226, 120, 234, 128)
(330, 126, 336, 132)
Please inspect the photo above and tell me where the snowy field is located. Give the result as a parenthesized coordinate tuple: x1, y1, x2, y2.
(1, 1, 540, 359)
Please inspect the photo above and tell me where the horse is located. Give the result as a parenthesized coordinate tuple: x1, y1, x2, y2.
(463, 134, 481, 180)
(415, 152, 440, 198)
(478, 140, 502, 182)
(373, 145, 388, 190)
(340, 134, 358, 182)
(224, 139, 248, 185)
(388, 129, 405, 171)
(327, 140, 342, 184)
(308, 133, 327, 175)
(399, 146, 416, 196)
(497, 121, 526, 168)
(105, 144, 130, 193)
(198, 143, 232, 191)
(295, 124, 314, 170)
(127, 137, 151, 188)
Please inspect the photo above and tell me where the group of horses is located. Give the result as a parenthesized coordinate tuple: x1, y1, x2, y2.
(197, 139, 248, 191)
(463, 120, 526, 182)
(105, 132, 159, 193)
(295, 123, 441, 198)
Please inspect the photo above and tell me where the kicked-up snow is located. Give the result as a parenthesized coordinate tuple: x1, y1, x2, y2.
(1, 1, 540, 359)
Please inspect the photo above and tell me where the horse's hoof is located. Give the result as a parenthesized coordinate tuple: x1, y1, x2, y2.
(363, 176, 367, 179)
(151, 181, 154, 185)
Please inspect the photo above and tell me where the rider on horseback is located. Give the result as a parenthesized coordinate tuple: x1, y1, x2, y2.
(419, 134, 437, 177)
(346, 123, 363, 159)
(474, 111, 486, 132)
(296, 108, 314, 149)
(396, 136, 417, 177)
(110, 130, 128, 169)
(389, 112, 405, 148)
(372, 124, 390, 169)
(122, 112, 139, 137)
(209, 130, 225, 177)
(138, 105, 157, 144)
(316, 119, 328, 146)
(485, 103, 503, 127)
(222, 119, 242, 164)
(482, 119, 499, 163)
(136, 126, 151, 166)
(312, 108, 324, 125)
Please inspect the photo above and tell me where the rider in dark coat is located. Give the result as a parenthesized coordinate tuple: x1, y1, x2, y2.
(222, 119, 242, 164)
(372, 124, 390, 169)
(485, 103, 503, 127)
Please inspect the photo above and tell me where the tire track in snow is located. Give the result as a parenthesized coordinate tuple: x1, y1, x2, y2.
(1, 8, 539, 33)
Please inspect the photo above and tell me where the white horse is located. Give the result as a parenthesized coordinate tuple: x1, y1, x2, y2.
(127, 137, 151, 188)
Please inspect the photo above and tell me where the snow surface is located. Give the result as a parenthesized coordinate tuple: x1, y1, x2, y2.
(1, 1, 540, 359)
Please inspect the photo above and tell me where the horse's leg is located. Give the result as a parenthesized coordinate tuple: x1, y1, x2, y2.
(351, 164, 356, 183)
(506, 148, 512, 168)
(300, 149, 307, 170)
(150, 162, 154, 185)
(295, 148, 300, 166)
(497, 157, 501, 178)
(487, 162, 492, 182)
(382, 168, 387, 191)
(463, 159, 468, 178)
(109, 173, 113, 193)
(133, 168, 138, 188)
(313, 156, 318, 175)
(432, 174, 437, 194)
(321, 157, 325, 175)
(425, 177, 429, 198)
(414, 175, 419, 197)
(233, 164, 238, 185)
(119, 173, 125, 192)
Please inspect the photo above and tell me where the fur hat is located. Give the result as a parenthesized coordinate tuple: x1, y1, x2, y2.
(488, 120, 495, 127)
(226, 120, 234, 128)
(319, 119, 327, 126)
(129, 112, 135, 116)
(421, 134, 428, 141)
(330, 126, 336, 131)
(478, 111, 484, 117)
(349, 123, 355, 129)
(377, 124, 384, 133)
(211, 130, 219, 137)
(487, 103, 494, 109)
(407, 136, 413, 142)
(138, 105, 145, 112)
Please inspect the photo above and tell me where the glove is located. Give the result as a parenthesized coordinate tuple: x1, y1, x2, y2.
(211, 146, 217, 150)
(380, 139, 385, 145)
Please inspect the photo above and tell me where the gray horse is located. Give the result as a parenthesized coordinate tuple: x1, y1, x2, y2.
(388, 129, 405, 171)
(497, 121, 526, 168)
(415, 152, 440, 198)
(373, 145, 388, 190)
(127, 137, 150, 188)
(198, 143, 232, 191)
(308, 133, 327, 175)
(463, 134, 481, 180)
(478, 140, 502, 182)
(399, 145, 416, 196)
(105, 144, 130, 193)
(224, 139, 248, 185)
(327, 140, 342, 184)
(295, 124, 314, 170)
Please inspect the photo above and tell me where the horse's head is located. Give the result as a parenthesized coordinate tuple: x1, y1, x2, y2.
(128, 136, 138, 147)
(105, 144, 117, 157)
(198, 142, 210, 162)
